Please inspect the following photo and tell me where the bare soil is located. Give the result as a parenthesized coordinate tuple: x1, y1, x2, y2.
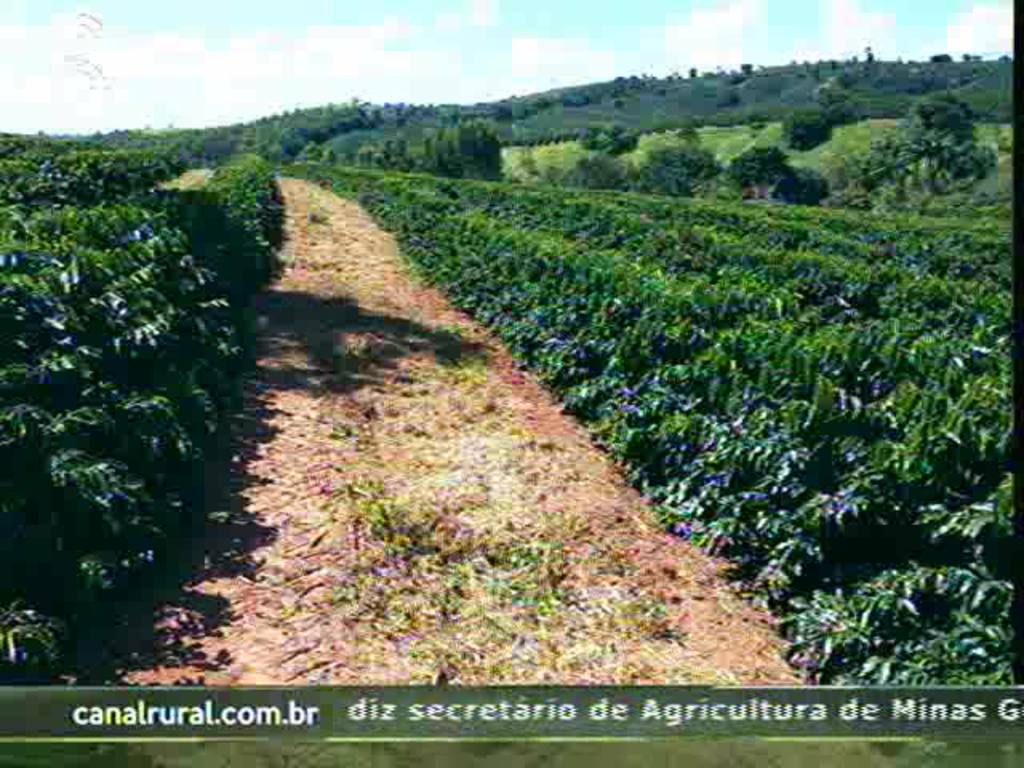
(103, 178, 798, 685)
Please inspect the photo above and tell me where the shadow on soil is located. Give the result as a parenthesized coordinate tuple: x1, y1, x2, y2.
(68, 286, 488, 684)
(254, 289, 489, 395)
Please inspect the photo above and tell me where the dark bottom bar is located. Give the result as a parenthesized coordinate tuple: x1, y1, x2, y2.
(6, 740, 1024, 768)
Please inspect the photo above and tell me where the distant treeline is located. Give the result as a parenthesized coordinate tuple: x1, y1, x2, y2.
(337, 121, 502, 180)
(71, 57, 1011, 166)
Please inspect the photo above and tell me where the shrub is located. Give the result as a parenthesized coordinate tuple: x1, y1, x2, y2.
(567, 154, 629, 191)
(580, 126, 639, 156)
(718, 89, 741, 107)
(0, 152, 282, 680)
(783, 110, 833, 150)
(634, 145, 720, 197)
(0, 150, 185, 207)
(773, 167, 830, 205)
(728, 146, 792, 187)
(908, 93, 977, 144)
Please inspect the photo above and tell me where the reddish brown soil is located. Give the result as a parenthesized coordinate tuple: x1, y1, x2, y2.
(99, 178, 797, 686)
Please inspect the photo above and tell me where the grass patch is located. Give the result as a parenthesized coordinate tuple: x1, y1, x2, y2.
(438, 353, 490, 387)
(502, 119, 1009, 189)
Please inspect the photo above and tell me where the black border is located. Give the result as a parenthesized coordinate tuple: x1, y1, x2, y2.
(1013, 4, 1023, 685)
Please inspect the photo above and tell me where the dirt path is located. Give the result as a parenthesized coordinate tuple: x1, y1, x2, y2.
(121, 178, 796, 685)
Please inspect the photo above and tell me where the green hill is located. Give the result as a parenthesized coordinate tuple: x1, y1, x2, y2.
(503, 119, 1012, 202)
(497, 58, 1011, 141)
(80, 58, 1012, 166)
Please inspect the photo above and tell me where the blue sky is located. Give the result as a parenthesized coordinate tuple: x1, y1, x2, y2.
(0, 0, 1013, 134)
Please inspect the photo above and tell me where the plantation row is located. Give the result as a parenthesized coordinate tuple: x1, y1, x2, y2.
(286, 163, 1012, 685)
(300, 166, 1009, 287)
(299, 170, 1006, 337)
(0, 149, 282, 679)
(0, 149, 187, 208)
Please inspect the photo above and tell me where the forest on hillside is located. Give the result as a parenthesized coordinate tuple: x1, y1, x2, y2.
(86, 56, 1011, 167)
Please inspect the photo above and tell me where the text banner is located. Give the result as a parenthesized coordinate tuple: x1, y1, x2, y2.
(4, 687, 1024, 740)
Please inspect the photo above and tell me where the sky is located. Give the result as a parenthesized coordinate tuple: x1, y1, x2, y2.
(0, 0, 1013, 135)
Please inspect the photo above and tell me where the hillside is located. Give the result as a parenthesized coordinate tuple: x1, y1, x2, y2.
(81, 58, 1013, 166)
(502, 119, 1013, 202)
(500, 58, 1013, 140)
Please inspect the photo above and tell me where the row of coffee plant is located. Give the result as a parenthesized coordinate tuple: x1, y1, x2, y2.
(287, 163, 1011, 685)
(313, 170, 1007, 333)
(298, 166, 1008, 287)
(0, 148, 188, 208)
(0, 148, 281, 680)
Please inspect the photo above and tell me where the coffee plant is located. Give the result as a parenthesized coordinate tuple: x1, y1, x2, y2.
(0, 143, 281, 679)
(287, 163, 1011, 685)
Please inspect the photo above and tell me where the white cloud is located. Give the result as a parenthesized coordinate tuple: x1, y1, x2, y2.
(945, 2, 1013, 56)
(508, 37, 618, 85)
(664, 0, 762, 72)
(433, 0, 500, 34)
(826, 0, 896, 57)
(4, 1, 1008, 136)
(469, 0, 500, 28)
(434, 12, 463, 34)
(788, 0, 896, 64)
(0, 17, 463, 133)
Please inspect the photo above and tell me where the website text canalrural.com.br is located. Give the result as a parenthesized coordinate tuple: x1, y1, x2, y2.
(69, 700, 321, 729)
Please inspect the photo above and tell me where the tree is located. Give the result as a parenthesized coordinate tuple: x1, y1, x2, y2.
(418, 120, 502, 180)
(674, 121, 700, 144)
(783, 110, 833, 150)
(519, 148, 539, 179)
(689, 67, 698, 78)
(930, 53, 953, 63)
(634, 144, 720, 197)
(904, 96, 993, 193)
(354, 143, 379, 168)
(718, 88, 740, 107)
(817, 88, 859, 127)
(728, 146, 791, 188)
(851, 94, 995, 196)
(580, 125, 638, 155)
(853, 132, 915, 193)
(741, 63, 753, 75)
(865, 46, 875, 63)
(773, 167, 830, 205)
(539, 163, 568, 185)
(907, 92, 976, 143)
(456, 120, 503, 179)
(568, 153, 629, 190)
